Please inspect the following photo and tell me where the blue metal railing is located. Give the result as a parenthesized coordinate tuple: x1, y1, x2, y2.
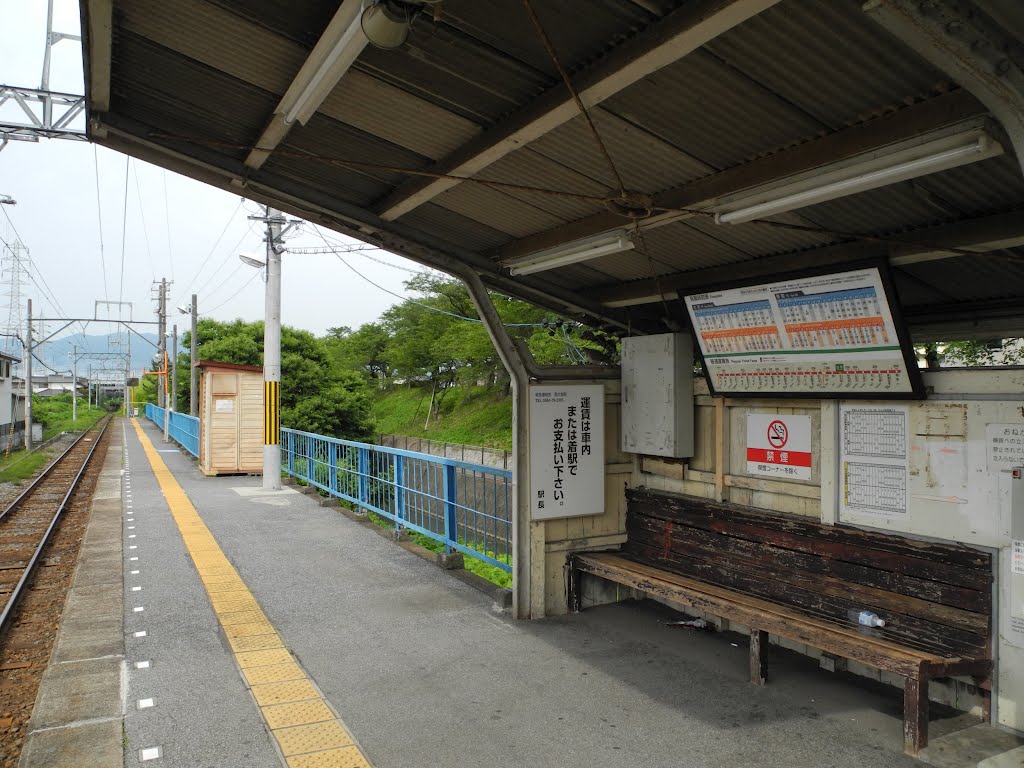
(144, 403, 200, 458)
(282, 427, 512, 573)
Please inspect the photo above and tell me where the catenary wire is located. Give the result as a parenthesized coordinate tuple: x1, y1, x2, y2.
(93, 145, 109, 301)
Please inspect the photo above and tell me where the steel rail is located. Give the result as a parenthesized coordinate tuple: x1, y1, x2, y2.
(0, 415, 113, 633)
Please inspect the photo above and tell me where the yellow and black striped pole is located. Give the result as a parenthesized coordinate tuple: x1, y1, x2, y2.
(263, 380, 280, 447)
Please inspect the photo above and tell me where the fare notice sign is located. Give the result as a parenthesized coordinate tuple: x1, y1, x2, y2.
(529, 384, 605, 521)
(746, 413, 812, 480)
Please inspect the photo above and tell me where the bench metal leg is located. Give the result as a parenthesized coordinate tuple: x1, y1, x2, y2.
(903, 675, 929, 756)
(567, 561, 581, 613)
(750, 629, 768, 685)
(973, 675, 992, 722)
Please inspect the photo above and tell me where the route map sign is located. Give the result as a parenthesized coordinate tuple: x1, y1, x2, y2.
(684, 266, 922, 398)
(746, 414, 812, 480)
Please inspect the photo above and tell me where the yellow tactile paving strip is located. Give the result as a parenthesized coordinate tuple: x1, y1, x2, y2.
(131, 419, 373, 768)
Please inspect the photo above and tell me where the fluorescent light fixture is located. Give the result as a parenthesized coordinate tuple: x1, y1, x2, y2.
(715, 126, 1003, 225)
(238, 253, 266, 268)
(275, 0, 368, 126)
(506, 230, 635, 276)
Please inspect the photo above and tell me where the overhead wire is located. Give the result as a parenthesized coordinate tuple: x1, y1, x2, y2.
(203, 268, 262, 313)
(311, 225, 547, 328)
(162, 170, 175, 282)
(174, 198, 244, 303)
(132, 159, 156, 278)
(93, 145, 109, 301)
(118, 155, 129, 315)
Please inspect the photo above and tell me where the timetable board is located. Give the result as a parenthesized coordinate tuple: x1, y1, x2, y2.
(683, 267, 922, 398)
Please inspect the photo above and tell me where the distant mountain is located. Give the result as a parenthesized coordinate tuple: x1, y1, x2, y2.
(15, 331, 166, 380)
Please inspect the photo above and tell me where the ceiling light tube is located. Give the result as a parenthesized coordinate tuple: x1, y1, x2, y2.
(715, 128, 1003, 225)
(276, 0, 368, 126)
(506, 230, 635, 276)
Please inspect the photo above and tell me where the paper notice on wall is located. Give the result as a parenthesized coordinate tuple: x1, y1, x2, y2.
(1013, 541, 1024, 575)
(529, 384, 605, 520)
(215, 399, 234, 413)
(745, 413, 812, 480)
(839, 405, 909, 518)
(986, 423, 1024, 473)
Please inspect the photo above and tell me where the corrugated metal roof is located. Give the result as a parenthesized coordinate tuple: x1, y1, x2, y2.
(914, 155, 1024, 217)
(704, 0, 951, 130)
(603, 48, 827, 170)
(476, 151, 610, 223)
(529, 108, 715, 195)
(897, 251, 1024, 304)
(111, 31, 273, 160)
(796, 183, 950, 235)
(440, 0, 659, 81)
(684, 214, 835, 256)
(433, 182, 568, 238)
(399, 203, 512, 253)
(206, 0, 336, 48)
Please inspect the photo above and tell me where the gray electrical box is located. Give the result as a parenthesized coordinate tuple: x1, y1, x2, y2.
(621, 333, 694, 457)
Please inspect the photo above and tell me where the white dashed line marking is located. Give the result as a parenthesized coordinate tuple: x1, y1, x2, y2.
(137, 698, 154, 709)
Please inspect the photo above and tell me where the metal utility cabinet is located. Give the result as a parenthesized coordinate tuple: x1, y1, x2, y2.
(197, 360, 263, 476)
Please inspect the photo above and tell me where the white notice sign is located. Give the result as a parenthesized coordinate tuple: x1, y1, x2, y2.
(986, 423, 1024, 472)
(745, 414, 812, 480)
(530, 384, 604, 520)
(839, 405, 909, 519)
(1013, 540, 1024, 576)
(215, 399, 234, 413)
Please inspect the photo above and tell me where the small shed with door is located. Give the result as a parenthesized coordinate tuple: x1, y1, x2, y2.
(197, 360, 263, 476)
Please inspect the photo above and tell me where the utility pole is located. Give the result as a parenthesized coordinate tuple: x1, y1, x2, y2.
(189, 294, 198, 417)
(155, 279, 167, 408)
(72, 344, 77, 422)
(171, 324, 178, 413)
(264, 208, 283, 490)
(24, 299, 31, 450)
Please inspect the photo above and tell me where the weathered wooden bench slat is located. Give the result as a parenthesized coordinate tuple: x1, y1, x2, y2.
(631, 492, 991, 569)
(627, 514, 989, 634)
(622, 518, 991, 643)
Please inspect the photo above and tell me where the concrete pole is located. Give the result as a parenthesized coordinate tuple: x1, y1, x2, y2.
(157, 279, 166, 408)
(72, 345, 77, 423)
(171, 324, 178, 412)
(24, 299, 31, 450)
(263, 208, 283, 490)
(189, 294, 198, 417)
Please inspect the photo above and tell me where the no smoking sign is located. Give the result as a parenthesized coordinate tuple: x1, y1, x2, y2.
(746, 414, 812, 480)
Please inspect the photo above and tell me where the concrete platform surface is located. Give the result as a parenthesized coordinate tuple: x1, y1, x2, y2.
(102, 417, 1014, 767)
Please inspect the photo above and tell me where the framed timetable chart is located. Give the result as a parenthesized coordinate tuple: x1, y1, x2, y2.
(683, 266, 923, 398)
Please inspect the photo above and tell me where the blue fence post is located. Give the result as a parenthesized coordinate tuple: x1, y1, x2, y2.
(286, 431, 294, 473)
(443, 464, 457, 554)
(358, 447, 369, 511)
(329, 443, 338, 492)
(394, 456, 405, 528)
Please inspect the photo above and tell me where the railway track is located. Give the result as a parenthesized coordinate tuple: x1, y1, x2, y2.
(0, 415, 112, 633)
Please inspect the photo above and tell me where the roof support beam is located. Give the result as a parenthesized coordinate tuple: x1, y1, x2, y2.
(81, 0, 112, 112)
(93, 118, 637, 333)
(594, 210, 1024, 307)
(245, 0, 367, 170)
(374, 0, 781, 221)
(496, 89, 987, 262)
(864, 0, 1024, 177)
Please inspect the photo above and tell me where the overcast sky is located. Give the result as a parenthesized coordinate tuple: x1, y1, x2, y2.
(0, 1, 422, 368)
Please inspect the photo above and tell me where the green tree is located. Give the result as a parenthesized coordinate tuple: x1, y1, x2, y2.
(174, 318, 375, 438)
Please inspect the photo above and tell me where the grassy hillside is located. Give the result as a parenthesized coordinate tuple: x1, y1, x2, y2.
(372, 385, 512, 450)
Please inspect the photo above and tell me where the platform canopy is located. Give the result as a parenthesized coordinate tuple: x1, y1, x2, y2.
(80, 0, 1024, 340)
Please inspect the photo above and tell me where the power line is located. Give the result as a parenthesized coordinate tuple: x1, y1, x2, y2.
(162, 170, 175, 282)
(118, 155, 129, 314)
(173, 198, 244, 305)
(132, 160, 155, 278)
(204, 268, 262, 313)
(93, 145, 109, 301)
(311, 225, 547, 328)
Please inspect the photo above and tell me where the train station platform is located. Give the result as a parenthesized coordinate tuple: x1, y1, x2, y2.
(22, 416, 996, 767)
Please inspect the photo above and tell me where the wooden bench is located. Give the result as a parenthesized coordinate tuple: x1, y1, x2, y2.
(567, 488, 993, 756)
